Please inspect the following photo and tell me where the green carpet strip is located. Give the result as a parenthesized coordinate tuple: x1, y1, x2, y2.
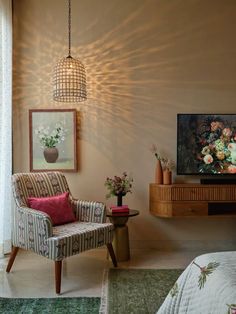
(101, 268, 182, 314)
(0, 269, 182, 314)
(0, 297, 100, 314)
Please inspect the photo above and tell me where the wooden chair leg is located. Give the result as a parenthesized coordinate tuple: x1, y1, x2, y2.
(106, 243, 117, 267)
(55, 261, 62, 294)
(6, 246, 19, 273)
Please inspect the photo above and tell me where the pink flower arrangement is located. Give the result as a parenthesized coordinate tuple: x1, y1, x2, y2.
(105, 172, 133, 199)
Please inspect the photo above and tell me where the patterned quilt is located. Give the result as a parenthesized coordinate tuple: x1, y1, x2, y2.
(157, 251, 236, 314)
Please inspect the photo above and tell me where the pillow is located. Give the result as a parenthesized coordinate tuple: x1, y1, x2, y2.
(28, 192, 76, 226)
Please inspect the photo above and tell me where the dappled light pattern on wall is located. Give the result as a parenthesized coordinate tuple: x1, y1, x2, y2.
(13, 0, 236, 163)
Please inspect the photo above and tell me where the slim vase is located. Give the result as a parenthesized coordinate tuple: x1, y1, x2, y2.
(155, 160, 163, 184)
(117, 193, 123, 206)
(163, 170, 172, 185)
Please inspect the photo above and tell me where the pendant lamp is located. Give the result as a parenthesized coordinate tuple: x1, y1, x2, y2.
(53, 0, 87, 102)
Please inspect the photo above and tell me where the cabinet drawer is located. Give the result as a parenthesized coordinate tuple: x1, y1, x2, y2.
(172, 202, 208, 216)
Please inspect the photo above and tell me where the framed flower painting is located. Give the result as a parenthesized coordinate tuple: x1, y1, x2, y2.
(29, 109, 77, 172)
(177, 114, 236, 175)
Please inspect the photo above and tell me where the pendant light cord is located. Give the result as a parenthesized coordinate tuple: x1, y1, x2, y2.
(68, 0, 71, 57)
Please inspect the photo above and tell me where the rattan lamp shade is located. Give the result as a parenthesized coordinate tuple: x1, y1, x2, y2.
(53, 55, 86, 102)
(53, 0, 87, 103)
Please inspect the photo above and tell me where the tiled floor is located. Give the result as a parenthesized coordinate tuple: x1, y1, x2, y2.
(0, 248, 202, 298)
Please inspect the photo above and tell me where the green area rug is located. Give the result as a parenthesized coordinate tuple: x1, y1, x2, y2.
(0, 269, 182, 314)
(100, 268, 182, 314)
(0, 297, 100, 314)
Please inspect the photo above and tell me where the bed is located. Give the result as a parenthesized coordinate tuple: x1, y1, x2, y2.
(157, 251, 236, 314)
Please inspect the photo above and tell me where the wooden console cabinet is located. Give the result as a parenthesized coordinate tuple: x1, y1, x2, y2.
(149, 183, 236, 217)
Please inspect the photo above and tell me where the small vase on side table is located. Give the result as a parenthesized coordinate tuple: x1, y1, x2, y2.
(163, 170, 172, 185)
(155, 160, 163, 184)
(116, 193, 126, 206)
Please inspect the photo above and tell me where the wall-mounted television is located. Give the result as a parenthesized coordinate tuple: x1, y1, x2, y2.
(177, 114, 236, 175)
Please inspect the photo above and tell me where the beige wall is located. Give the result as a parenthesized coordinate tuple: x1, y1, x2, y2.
(13, 0, 236, 251)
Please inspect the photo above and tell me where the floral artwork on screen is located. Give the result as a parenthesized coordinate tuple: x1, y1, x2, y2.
(29, 109, 77, 172)
(177, 114, 236, 175)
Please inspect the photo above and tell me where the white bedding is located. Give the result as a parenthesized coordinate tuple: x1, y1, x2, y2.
(157, 252, 236, 314)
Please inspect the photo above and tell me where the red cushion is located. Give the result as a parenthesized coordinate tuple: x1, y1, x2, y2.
(28, 192, 76, 226)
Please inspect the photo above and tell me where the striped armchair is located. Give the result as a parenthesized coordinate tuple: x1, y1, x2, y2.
(6, 172, 117, 294)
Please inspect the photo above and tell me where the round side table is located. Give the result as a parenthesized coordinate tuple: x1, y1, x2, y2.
(106, 209, 139, 262)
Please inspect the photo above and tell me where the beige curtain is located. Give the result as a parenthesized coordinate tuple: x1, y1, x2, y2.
(0, 0, 12, 257)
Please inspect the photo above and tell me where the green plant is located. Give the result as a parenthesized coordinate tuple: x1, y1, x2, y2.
(105, 172, 133, 199)
(35, 123, 67, 148)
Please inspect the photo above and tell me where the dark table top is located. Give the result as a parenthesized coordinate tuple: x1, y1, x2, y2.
(106, 209, 139, 218)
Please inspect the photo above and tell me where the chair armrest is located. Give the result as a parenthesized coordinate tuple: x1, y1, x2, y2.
(12, 205, 53, 253)
(71, 199, 106, 223)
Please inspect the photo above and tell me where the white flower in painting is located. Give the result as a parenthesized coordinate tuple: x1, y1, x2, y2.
(44, 127, 49, 135)
(228, 143, 236, 152)
(201, 146, 210, 155)
(37, 126, 44, 132)
(51, 130, 57, 137)
(203, 154, 213, 164)
(34, 121, 68, 148)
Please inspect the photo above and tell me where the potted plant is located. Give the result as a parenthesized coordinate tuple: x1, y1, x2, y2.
(105, 172, 133, 206)
(35, 123, 67, 163)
